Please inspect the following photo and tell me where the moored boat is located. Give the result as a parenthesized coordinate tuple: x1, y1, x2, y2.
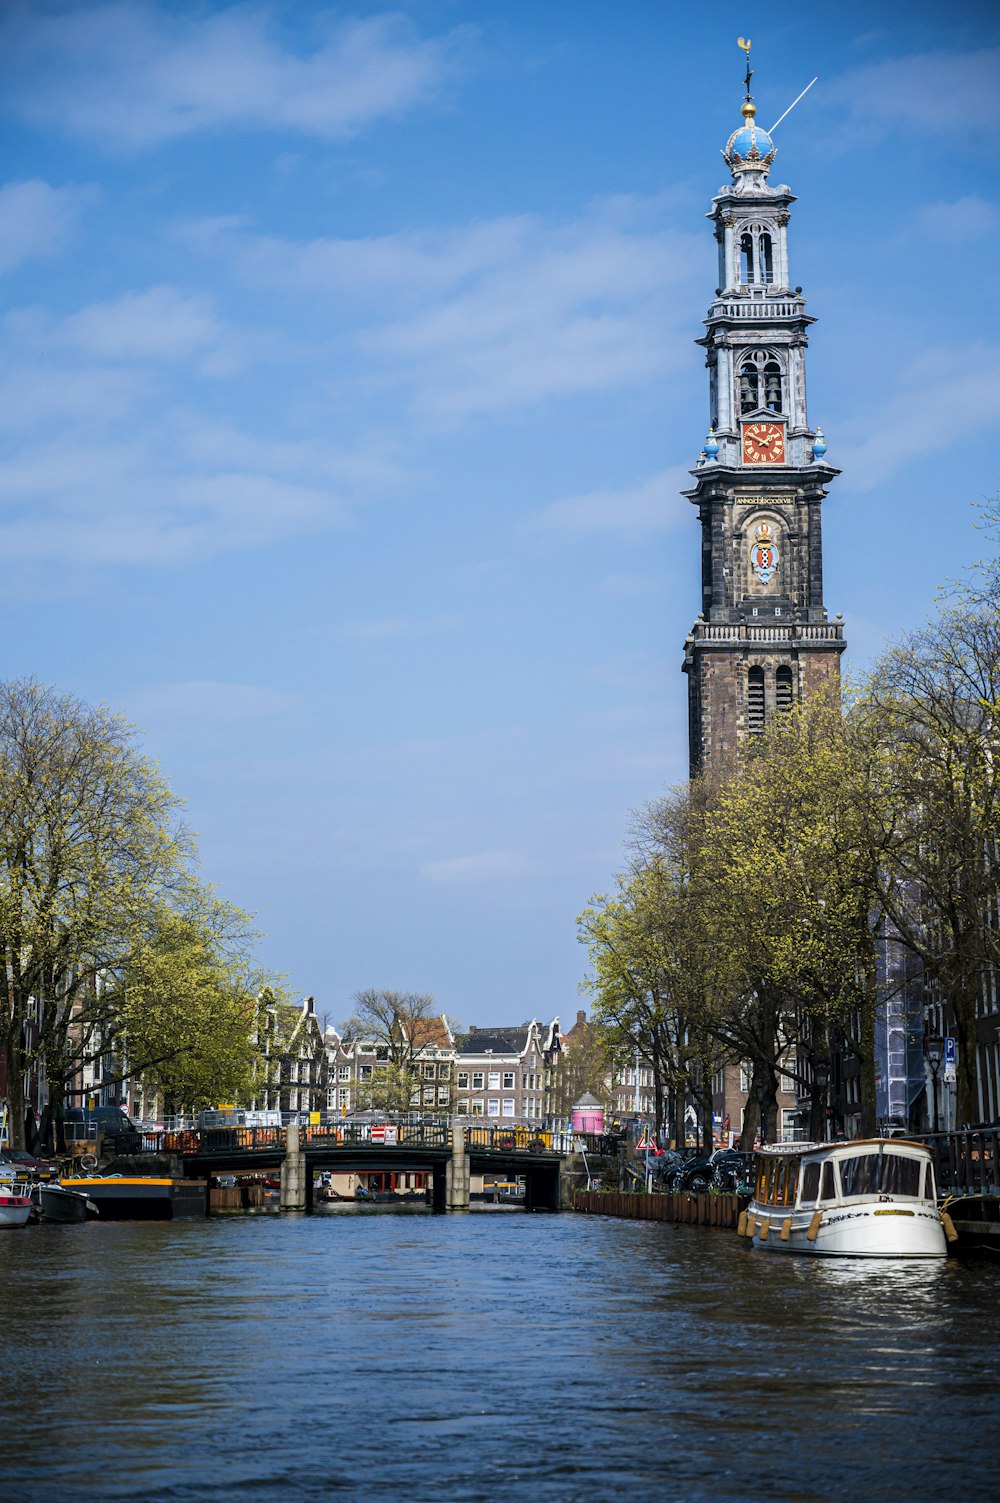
(0, 1175, 33, 1229)
(58, 1176, 207, 1220)
(31, 1182, 99, 1223)
(738, 1140, 947, 1258)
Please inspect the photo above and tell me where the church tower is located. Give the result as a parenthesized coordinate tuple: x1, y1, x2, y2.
(682, 51, 844, 775)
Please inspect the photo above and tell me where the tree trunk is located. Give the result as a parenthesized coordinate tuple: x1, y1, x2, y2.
(4, 1031, 27, 1150)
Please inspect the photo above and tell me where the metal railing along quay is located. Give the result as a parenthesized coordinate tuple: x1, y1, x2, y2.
(918, 1129, 1000, 1196)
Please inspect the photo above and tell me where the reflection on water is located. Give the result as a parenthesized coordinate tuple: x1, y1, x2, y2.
(1, 1211, 998, 1502)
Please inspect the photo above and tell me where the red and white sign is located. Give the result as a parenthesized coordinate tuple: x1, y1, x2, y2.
(370, 1124, 397, 1145)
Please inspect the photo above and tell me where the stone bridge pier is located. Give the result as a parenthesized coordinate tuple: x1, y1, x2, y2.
(445, 1119, 470, 1211)
(280, 1122, 307, 1212)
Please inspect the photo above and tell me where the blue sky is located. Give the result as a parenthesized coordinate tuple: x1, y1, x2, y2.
(2, 1, 998, 1031)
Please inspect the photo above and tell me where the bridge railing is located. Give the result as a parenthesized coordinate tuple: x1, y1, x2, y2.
(303, 1120, 451, 1149)
(916, 1129, 1000, 1195)
(156, 1119, 456, 1155)
(143, 1119, 617, 1158)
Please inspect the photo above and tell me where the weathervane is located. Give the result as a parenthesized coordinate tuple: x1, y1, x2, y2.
(738, 36, 753, 103)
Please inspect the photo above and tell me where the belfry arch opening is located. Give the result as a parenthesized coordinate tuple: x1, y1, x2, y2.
(739, 350, 784, 415)
(736, 223, 776, 287)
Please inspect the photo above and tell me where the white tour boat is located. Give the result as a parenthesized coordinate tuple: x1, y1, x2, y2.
(738, 1139, 948, 1258)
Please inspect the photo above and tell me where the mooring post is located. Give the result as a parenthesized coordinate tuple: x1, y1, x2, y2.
(280, 1121, 307, 1212)
(446, 1117, 470, 1211)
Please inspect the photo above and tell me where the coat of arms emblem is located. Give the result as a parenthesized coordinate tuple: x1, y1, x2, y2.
(750, 521, 778, 584)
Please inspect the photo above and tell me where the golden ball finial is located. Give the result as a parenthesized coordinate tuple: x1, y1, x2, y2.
(741, 100, 756, 119)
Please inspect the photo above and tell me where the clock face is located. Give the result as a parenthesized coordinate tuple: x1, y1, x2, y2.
(742, 421, 786, 465)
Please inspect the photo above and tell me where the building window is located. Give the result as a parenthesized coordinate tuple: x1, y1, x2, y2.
(439, 1064, 451, 1080)
(776, 665, 794, 715)
(502, 1072, 515, 1090)
(487, 1099, 500, 1117)
(470, 1101, 484, 1117)
(748, 666, 765, 734)
(457, 1071, 469, 1089)
(424, 1064, 436, 1080)
(437, 1087, 450, 1105)
(502, 1099, 515, 1117)
(488, 1071, 501, 1089)
(472, 1072, 484, 1090)
(338, 1066, 351, 1080)
(359, 1065, 372, 1080)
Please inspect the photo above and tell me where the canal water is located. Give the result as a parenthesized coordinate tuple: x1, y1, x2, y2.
(2, 1207, 999, 1502)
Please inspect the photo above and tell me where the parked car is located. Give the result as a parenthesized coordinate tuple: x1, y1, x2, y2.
(0, 1148, 60, 1182)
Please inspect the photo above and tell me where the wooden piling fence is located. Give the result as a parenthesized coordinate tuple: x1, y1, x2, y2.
(573, 1189, 746, 1228)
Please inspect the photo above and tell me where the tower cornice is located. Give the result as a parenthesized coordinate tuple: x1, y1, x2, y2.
(681, 462, 841, 503)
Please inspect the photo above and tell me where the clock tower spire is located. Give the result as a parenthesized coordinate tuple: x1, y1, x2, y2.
(682, 46, 844, 774)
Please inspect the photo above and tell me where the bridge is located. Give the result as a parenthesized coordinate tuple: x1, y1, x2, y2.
(135, 1120, 623, 1212)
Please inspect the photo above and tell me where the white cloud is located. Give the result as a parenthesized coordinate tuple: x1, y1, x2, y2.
(0, 3, 465, 150)
(0, 179, 90, 273)
(56, 286, 239, 371)
(828, 48, 1000, 139)
(531, 466, 692, 538)
(192, 202, 703, 419)
(421, 851, 528, 885)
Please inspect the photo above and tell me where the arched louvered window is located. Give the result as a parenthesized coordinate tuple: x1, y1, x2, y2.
(776, 665, 794, 716)
(748, 667, 765, 735)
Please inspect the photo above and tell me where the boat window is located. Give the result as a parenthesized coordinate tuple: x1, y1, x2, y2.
(800, 1162, 821, 1203)
(839, 1154, 882, 1197)
(881, 1153, 922, 1197)
(819, 1162, 837, 1202)
(785, 1160, 799, 1205)
(774, 1161, 786, 1204)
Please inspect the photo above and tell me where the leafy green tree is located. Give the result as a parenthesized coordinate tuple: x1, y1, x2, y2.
(0, 679, 270, 1143)
(691, 690, 886, 1140)
(116, 896, 264, 1114)
(858, 602, 1000, 1127)
(0, 680, 188, 1145)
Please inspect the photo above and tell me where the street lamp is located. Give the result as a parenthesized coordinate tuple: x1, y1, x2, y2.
(924, 1035, 943, 1135)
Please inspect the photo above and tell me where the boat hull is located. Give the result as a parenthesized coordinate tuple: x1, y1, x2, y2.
(34, 1184, 95, 1223)
(58, 1177, 206, 1220)
(0, 1190, 33, 1228)
(746, 1201, 946, 1258)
